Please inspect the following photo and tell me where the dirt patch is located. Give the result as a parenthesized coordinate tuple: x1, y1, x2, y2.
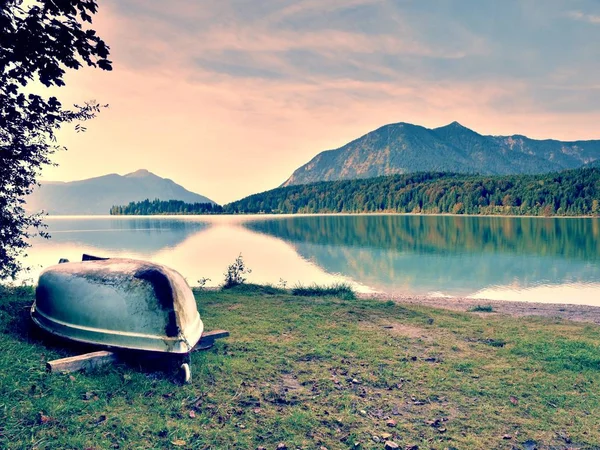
(281, 373, 304, 392)
(226, 304, 242, 310)
(380, 323, 429, 339)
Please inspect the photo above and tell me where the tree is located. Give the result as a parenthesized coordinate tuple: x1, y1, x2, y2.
(0, 0, 111, 279)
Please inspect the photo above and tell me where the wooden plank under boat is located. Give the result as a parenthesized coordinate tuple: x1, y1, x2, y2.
(31, 257, 204, 354)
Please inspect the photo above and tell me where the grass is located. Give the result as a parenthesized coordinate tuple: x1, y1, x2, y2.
(468, 305, 494, 312)
(1, 285, 600, 449)
(291, 282, 356, 300)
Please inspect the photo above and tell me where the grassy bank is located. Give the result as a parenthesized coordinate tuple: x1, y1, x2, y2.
(1, 285, 600, 449)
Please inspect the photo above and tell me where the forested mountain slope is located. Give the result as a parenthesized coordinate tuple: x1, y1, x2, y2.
(282, 122, 600, 186)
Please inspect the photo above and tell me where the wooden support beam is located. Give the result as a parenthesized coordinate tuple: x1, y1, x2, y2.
(194, 329, 230, 351)
(46, 330, 230, 373)
(202, 330, 230, 340)
(46, 350, 118, 374)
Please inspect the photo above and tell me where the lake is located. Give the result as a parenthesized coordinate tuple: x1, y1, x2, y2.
(21, 214, 600, 306)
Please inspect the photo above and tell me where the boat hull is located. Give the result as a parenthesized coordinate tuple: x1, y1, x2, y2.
(32, 258, 203, 354)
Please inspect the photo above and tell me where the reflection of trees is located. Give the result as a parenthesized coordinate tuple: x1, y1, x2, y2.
(292, 243, 600, 294)
(36, 218, 210, 255)
(245, 216, 600, 294)
(245, 215, 600, 261)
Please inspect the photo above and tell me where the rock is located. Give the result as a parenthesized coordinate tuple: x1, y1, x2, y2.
(359, 410, 367, 415)
(372, 435, 381, 443)
(277, 444, 288, 450)
(385, 441, 399, 450)
(502, 434, 512, 440)
(386, 419, 397, 427)
(352, 378, 361, 384)
(256, 447, 266, 450)
(405, 445, 419, 450)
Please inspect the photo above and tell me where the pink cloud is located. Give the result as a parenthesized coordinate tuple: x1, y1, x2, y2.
(35, 1, 600, 205)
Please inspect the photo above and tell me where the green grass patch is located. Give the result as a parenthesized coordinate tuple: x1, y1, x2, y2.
(219, 282, 288, 296)
(291, 282, 356, 300)
(1, 286, 599, 449)
(468, 304, 494, 312)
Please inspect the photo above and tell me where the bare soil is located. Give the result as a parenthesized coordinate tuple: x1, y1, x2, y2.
(359, 292, 600, 324)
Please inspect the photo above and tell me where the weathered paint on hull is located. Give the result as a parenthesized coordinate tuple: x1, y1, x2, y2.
(32, 258, 203, 354)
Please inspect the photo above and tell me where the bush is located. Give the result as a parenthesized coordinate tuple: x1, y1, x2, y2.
(223, 254, 252, 289)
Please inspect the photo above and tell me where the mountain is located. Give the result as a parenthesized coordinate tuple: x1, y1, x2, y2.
(282, 121, 600, 186)
(26, 169, 215, 215)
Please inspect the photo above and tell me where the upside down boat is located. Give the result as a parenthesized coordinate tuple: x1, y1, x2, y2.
(31, 256, 204, 378)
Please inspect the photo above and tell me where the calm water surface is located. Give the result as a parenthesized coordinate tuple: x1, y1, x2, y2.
(22, 214, 600, 306)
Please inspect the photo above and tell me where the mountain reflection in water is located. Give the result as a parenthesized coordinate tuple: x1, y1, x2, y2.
(20, 215, 600, 305)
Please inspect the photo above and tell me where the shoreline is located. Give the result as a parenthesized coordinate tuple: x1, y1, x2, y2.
(359, 292, 600, 324)
(46, 211, 599, 219)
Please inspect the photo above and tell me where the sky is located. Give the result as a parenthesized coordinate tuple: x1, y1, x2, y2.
(40, 0, 600, 204)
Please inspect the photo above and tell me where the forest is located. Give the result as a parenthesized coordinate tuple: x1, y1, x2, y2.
(112, 168, 600, 217)
(110, 199, 223, 215)
(226, 168, 600, 216)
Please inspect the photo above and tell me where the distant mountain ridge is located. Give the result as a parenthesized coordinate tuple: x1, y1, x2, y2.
(26, 169, 215, 215)
(282, 121, 600, 186)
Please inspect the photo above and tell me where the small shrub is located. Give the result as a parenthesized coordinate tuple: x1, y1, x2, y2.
(223, 254, 252, 289)
(277, 278, 288, 289)
(469, 305, 494, 313)
(292, 282, 356, 300)
(197, 277, 211, 289)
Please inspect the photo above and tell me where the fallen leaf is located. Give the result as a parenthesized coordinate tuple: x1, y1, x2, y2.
(509, 396, 519, 405)
(171, 439, 186, 446)
(188, 410, 196, 418)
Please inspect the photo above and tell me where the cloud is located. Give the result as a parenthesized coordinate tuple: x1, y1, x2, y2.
(36, 0, 600, 204)
(568, 10, 600, 24)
